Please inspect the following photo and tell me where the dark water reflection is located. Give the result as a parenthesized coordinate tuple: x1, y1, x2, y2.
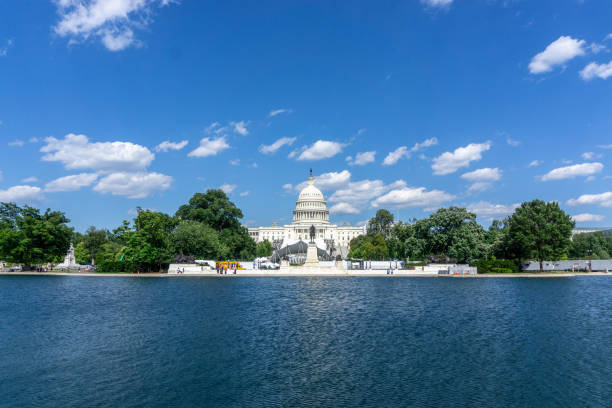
(0, 276, 610, 407)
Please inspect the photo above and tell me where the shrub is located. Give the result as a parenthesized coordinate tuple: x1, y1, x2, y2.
(493, 267, 513, 274)
(472, 259, 519, 274)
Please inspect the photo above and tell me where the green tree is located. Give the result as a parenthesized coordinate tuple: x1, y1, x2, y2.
(348, 233, 389, 260)
(218, 227, 256, 260)
(507, 200, 574, 272)
(368, 209, 395, 238)
(569, 232, 611, 259)
(74, 241, 89, 264)
(0, 203, 72, 265)
(97, 241, 124, 263)
(256, 240, 274, 258)
(176, 189, 243, 232)
(388, 221, 425, 260)
(172, 220, 219, 259)
(415, 207, 487, 263)
(81, 226, 109, 265)
(121, 209, 176, 272)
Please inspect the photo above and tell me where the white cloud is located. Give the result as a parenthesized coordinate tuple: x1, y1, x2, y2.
(580, 60, 612, 80)
(239, 191, 249, 197)
(567, 192, 612, 208)
(230, 120, 249, 136)
(259, 137, 296, 154)
(529, 160, 542, 167)
(383, 137, 438, 166)
(101, 28, 135, 51)
(371, 186, 455, 209)
(282, 183, 293, 192)
(0, 185, 44, 203)
(421, 0, 453, 8)
(606, 34, 612, 41)
(461, 167, 502, 182)
(529, 36, 586, 74)
(268, 108, 292, 118)
(383, 146, 409, 166)
(347, 151, 376, 166)
(93, 172, 172, 199)
(230, 159, 240, 166)
(329, 202, 360, 215)
(45, 173, 99, 192)
(357, 128, 367, 135)
(541, 162, 603, 181)
(219, 183, 236, 194)
(41, 133, 154, 172)
(8, 140, 24, 147)
(412, 137, 438, 152)
(468, 182, 494, 193)
(155, 140, 188, 152)
(21, 176, 39, 183)
(432, 142, 491, 175)
(203, 122, 227, 135)
(572, 213, 604, 223)
(53, 0, 175, 51)
(0, 39, 13, 57)
(461, 168, 501, 192)
(295, 170, 351, 192)
(597, 144, 612, 149)
(506, 137, 521, 147)
(581, 152, 602, 160)
(588, 43, 608, 54)
(466, 201, 519, 220)
(581, 152, 594, 160)
(329, 179, 406, 208)
(29, 137, 40, 143)
(188, 136, 230, 158)
(295, 140, 345, 161)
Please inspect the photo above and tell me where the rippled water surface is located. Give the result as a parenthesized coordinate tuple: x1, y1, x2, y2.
(1, 276, 611, 407)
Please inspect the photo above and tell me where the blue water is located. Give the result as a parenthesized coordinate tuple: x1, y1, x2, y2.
(1, 276, 610, 407)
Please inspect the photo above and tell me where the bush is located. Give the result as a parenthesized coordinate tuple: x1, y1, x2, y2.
(472, 259, 519, 274)
(492, 267, 513, 274)
(96, 260, 134, 273)
(96, 260, 169, 273)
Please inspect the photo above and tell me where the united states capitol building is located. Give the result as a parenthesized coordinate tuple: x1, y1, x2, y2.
(248, 170, 365, 259)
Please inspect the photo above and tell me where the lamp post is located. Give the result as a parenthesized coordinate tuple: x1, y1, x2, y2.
(587, 248, 592, 273)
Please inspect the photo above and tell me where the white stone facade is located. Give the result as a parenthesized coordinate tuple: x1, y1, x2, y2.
(248, 171, 365, 258)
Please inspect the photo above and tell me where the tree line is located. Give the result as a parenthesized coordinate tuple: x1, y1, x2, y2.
(0, 190, 273, 272)
(350, 200, 610, 272)
(2, 193, 610, 273)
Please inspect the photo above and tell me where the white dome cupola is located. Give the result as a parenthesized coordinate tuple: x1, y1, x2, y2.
(293, 169, 330, 224)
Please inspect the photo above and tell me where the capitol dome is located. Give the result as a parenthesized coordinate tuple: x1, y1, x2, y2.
(298, 181, 324, 201)
(293, 170, 330, 224)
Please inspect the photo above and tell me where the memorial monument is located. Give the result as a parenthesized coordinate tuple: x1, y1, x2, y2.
(55, 243, 78, 269)
(303, 224, 320, 267)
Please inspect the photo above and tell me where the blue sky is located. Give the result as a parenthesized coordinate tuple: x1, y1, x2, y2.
(1, 0, 611, 232)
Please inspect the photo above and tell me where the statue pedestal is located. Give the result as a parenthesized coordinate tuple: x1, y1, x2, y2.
(303, 242, 320, 267)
